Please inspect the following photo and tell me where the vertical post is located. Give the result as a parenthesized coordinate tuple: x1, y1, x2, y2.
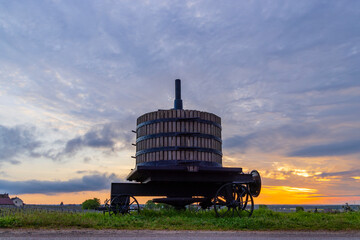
(174, 79, 183, 110)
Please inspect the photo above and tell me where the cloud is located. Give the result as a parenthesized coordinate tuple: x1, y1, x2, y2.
(0, 125, 41, 163)
(0, 173, 121, 194)
(0, 1, 359, 203)
(1, 0, 358, 121)
(59, 122, 133, 158)
(0, 121, 134, 162)
(223, 124, 321, 153)
(83, 157, 92, 163)
(309, 194, 360, 198)
(319, 169, 360, 178)
(223, 135, 251, 151)
(289, 139, 360, 157)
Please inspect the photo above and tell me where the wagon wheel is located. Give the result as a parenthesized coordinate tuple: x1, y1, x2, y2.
(249, 170, 261, 197)
(103, 198, 112, 215)
(213, 183, 254, 217)
(109, 195, 140, 215)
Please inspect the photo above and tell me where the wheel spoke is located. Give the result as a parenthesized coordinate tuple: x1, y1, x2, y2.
(214, 183, 254, 218)
(215, 202, 225, 206)
(107, 195, 140, 215)
(235, 208, 241, 217)
(222, 207, 230, 216)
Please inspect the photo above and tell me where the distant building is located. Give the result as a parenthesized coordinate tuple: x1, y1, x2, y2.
(11, 197, 24, 207)
(0, 193, 15, 206)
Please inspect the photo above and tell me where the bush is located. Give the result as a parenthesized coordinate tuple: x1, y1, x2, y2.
(157, 203, 174, 210)
(296, 206, 304, 212)
(144, 200, 157, 210)
(81, 198, 100, 210)
(144, 200, 174, 210)
(259, 204, 268, 209)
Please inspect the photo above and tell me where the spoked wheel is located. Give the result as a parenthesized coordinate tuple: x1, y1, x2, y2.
(249, 170, 261, 197)
(102, 198, 112, 215)
(109, 195, 140, 215)
(213, 183, 254, 217)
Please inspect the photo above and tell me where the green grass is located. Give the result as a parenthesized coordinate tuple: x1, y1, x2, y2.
(1, 208, 360, 230)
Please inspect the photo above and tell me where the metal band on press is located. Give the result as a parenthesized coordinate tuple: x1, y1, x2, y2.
(136, 132, 222, 143)
(136, 117, 221, 130)
(135, 147, 223, 157)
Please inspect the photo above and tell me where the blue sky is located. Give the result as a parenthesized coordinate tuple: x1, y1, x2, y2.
(0, 0, 359, 204)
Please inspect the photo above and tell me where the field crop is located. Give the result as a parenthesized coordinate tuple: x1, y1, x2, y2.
(0, 208, 360, 231)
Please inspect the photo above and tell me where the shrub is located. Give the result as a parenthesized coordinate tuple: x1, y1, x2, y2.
(259, 204, 268, 209)
(157, 203, 174, 210)
(296, 206, 304, 212)
(81, 198, 100, 210)
(144, 200, 157, 210)
(144, 200, 175, 210)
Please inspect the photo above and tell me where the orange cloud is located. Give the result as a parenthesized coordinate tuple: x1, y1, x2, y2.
(257, 185, 324, 204)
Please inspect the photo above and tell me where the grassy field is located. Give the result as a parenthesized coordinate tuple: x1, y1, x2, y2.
(1, 208, 360, 231)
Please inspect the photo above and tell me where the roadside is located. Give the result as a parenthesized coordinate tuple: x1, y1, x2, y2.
(1, 229, 360, 240)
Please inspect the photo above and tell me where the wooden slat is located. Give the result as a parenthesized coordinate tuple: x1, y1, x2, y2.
(177, 136, 180, 148)
(136, 109, 222, 165)
(172, 110, 176, 134)
(189, 137, 193, 160)
(173, 149, 176, 160)
(156, 136, 160, 161)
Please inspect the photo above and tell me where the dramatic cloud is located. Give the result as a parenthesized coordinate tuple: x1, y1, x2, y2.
(0, 173, 121, 194)
(1, 0, 359, 123)
(0, 1, 359, 203)
(0, 125, 41, 163)
(0, 121, 135, 163)
(289, 139, 360, 157)
(224, 124, 322, 153)
(319, 169, 360, 178)
(60, 122, 133, 157)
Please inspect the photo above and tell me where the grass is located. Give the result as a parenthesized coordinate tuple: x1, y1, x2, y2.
(0, 208, 360, 230)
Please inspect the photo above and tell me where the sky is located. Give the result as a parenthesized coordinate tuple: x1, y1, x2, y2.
(0, 0, 359, 205)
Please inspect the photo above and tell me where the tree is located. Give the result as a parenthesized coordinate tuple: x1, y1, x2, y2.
(82, 198, 100, 210)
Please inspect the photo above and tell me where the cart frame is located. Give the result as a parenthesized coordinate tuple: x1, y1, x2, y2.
(109, 163, 261, 217)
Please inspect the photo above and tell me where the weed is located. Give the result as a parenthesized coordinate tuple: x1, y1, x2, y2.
(0, 208, 359, 230)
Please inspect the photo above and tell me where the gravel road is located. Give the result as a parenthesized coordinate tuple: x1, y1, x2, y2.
(1, 230, 360, 240)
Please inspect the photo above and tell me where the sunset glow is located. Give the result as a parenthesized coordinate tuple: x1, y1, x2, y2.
(1, 1, 359, 206)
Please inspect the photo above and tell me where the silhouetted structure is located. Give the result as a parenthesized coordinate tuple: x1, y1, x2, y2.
(107, 80, 261, 217)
